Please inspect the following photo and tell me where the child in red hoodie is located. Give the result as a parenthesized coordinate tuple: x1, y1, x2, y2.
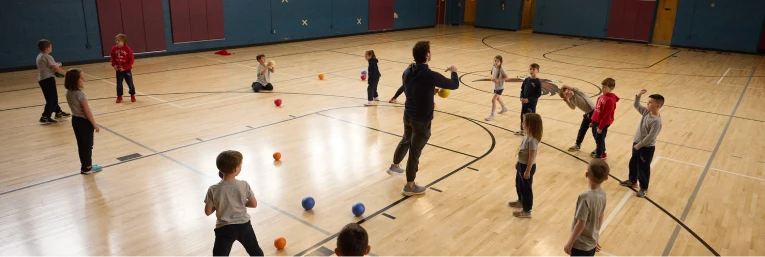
(590, 78, 618, 160)
(111, 34, 137, 103)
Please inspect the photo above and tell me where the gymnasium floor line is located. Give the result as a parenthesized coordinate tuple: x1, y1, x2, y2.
(459, 111, 721, 256)
(662, 66, 757, 256)
(294, 106, 498, 257)
(542, 42, 682, 70)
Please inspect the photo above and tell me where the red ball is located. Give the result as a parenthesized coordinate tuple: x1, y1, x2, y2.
(274, 99, 282, 106)
(361, 75, 367, 81)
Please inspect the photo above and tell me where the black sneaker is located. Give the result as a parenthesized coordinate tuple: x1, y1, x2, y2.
(55, 111, 71, 119)
(39, 117, 57, 124)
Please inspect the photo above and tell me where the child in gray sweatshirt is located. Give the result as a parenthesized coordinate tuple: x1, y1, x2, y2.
(621, 89, 664, 198)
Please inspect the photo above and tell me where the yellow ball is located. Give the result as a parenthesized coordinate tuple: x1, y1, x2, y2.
(268, 60, 275, 67)
(438, 89, 450, 98)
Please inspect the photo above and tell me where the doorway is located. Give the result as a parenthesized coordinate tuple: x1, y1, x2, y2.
(521, 0, 536, 30)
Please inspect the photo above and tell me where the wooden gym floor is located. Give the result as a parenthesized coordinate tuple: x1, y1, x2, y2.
(1, 26, 764, 256)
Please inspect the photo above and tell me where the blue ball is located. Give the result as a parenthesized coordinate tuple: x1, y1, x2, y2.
(302, 197, 315, 210)
(352, 202, 365, 217)
(361, 70, 367, 75)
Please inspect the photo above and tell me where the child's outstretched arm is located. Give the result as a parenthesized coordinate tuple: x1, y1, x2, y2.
(204, 205, 216, 216)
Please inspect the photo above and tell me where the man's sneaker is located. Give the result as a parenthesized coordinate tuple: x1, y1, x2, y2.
(55, 111, 71, 119)
(39, 117, 57, 124)
(637, 189, 647, 198)
(130, 94, 136, 102)
(568, 145, 581, 152)
(116, 96, 123, 103)
(498, 107, 508, 114)
(387, 165, 404, 176)
(485, 115, 495, 121)
(402, 183, 427, 196)
(514, 131, 524, 136)
(81, 165, 103, 175)
(508, 201, 522, 208)
(619, 180, 637, 188)
(513, 210, 532, 218)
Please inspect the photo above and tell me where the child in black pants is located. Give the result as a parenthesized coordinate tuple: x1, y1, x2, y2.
(36, 39, 71, 124)
(517, 63, 542, 135)
(64, 69, 102, 174)
(509, 113, 543, 218)
(364, 50, 381, 106)
(205, 150, 264, 256)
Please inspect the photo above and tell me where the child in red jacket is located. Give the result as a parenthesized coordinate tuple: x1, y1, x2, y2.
(590, 78, 619, 160)
(111, 34, 137, 103)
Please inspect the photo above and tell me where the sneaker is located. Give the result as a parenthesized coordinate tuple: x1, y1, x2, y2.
(402, 183, 427, 196)
(600, 153, 608, 160)
(116, 96, 123, 103)
(81, 165, 103, 175)
(39, 117, 57, 124)
(389, 98, 397, 103)
(485, 115, 495, 121)
(637, 189, 647, 198)
(130, 95, 136, 102)
(590, 151, 597, 158)
(514, 131, 523, 136)
(373, 97, 380, 101)
(568, 145, 581, 152)
(513, 210, 532, 218)
(508, 201, 522, 208)
(619, 180, 637, 188)
(387, 164, 404, 176)
(55, 111, 71, 119)
(364, 101, 375, 106)
(498, 107, 508, 114)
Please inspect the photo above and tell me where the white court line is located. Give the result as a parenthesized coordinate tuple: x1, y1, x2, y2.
(657, 156, 765, 182)
(716, 68, 730, 85)
(83, 72, 183, 108)
(600, 155, 662, 234)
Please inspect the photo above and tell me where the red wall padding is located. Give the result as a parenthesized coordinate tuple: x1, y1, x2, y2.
(170, 0, 192, 43)
(143, 0, 167, 52)
(96, 0, 123, 56)
(206, 0, 225, 39)
(121, 0, 147, 53)
(369, 0, 394, 31)
(607, 0, 656, 41)
(188, 0, 209, 41)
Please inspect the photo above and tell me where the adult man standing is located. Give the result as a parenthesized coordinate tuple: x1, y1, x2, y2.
(386, 41, 460, 196)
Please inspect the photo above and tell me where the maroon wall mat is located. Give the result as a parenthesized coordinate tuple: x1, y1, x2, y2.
(143, 0, 167, 51)
(607, 0, 656, 41)
(188, 0, 209, 41)
(96, 0, 124, 56)
(206, 0, 225, 39)
(120, 0, 147, 52)
(369, 0, 394, 30)
(170, 0, 192, 43)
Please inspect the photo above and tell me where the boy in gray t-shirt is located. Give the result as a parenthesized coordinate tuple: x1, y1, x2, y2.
(564, 159, 609, 256)
(204, 151, 264, 256)
(620, 89, 664, 198)
(36, 39, 71, 124)
(251, 54, 275, 92)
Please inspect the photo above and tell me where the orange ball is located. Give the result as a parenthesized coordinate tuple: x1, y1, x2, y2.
(273, 152, 281, 161)
(318, 73, 325, 80)
(274, 237, 287, 250)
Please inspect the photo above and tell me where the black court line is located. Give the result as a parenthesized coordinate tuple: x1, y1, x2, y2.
(288, 115, 296, 118)
(429, 187, 443, 192)
(548, 52, 653, 67)
(315, 112, 480, 159)
(382, 213, 396, 220)
(467, 167, 478, 171)
(732, 155, 742, 159)
(459, 70, 603, 100)
(294, 108, 498, 257)
(246, 125, 254, 129)
(305, 246, 334, 257)
(116, 153, 142, 162)
(474, 115, 720, 256)
(195, 138, 204, 142)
